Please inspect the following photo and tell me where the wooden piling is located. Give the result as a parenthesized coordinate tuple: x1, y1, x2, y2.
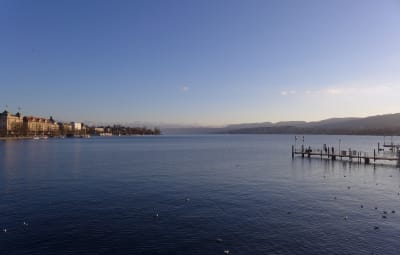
(291, 140, 400, 167)
(397, 150, 400, 167)
(374, 149, 376, 163)
(349, 148, 352, 162)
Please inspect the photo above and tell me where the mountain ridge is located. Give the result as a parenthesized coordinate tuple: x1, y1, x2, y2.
(163, 113, 400, 135)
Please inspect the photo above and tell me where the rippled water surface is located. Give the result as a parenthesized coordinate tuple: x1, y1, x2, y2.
(1, 135, 400, 254)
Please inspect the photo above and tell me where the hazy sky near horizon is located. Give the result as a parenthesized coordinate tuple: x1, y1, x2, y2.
(1, 0, 400, 126)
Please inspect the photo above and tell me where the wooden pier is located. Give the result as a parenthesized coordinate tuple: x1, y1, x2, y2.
(291, 143, 400, 167)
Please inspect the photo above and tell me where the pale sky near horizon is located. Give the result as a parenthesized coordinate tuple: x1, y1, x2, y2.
(1, 0, 400, 126)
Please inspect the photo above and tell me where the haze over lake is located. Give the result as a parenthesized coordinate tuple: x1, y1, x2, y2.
(1, 135, 400, 254)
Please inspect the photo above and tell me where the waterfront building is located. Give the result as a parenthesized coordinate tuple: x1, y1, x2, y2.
(59, 122, 73, 136)
(0, 111, 24, 136)
(23, 116, 59, 136)
(94, 127, 105, 134)
(71, 122, 82, 132)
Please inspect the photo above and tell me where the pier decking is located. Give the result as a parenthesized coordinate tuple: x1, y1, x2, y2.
(291, 142, 400, 167)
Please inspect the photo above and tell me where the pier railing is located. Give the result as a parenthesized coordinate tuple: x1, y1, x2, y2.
(291, 144, 400, 167)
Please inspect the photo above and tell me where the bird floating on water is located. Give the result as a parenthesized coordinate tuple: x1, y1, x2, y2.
(224, 249, 230, 254)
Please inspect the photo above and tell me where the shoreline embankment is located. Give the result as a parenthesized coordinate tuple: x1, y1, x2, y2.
(0, 137, 34, 141)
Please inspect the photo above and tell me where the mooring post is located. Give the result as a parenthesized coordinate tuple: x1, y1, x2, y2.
(374, 149, 376, 163)
(292, 145, 294, 158)
(301, 144, 304, 158)
(349, 148, 352, 162)
(397, 150, 400, 168)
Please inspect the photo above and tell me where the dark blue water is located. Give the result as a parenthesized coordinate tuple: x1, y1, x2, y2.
(1, 135, 400, 254)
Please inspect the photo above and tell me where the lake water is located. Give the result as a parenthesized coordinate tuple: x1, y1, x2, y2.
(1, 135, 400, 254)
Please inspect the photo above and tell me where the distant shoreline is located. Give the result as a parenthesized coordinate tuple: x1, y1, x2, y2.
(0, 137, 34, 141)
(0, 134, 161, 141)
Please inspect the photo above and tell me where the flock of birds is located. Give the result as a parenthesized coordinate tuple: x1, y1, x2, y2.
(324, 172, 399, 232)
(2, 170, 399, 254)
(2, 196, 233, 254)
(3, 221, 28, 234)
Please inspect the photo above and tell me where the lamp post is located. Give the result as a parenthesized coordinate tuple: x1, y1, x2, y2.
(339, 138, 341, 158)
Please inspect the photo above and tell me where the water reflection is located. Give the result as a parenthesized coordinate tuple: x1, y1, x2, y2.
(1, 135, 400, 255)
(1, 141, 19, 175)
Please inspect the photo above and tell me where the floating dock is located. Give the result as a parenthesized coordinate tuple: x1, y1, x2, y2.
(291, 138, 400, 167)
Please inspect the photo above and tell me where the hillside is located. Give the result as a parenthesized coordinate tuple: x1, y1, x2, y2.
(225, 113, 400, 135)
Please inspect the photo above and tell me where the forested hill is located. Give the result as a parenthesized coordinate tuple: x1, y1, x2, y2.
(223, 113, 400, 135)
(163, 113, 400, 135)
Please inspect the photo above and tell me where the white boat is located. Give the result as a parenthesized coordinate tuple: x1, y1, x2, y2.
(33, 135, 48, 140)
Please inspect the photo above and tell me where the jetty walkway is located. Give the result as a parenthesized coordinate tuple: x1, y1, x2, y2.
(292, 143, 400, 166)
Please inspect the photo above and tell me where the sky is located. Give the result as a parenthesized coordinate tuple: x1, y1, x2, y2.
(1, 0, 400, 126)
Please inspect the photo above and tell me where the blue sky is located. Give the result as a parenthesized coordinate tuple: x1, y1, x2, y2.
(1, 0, 399, 126)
